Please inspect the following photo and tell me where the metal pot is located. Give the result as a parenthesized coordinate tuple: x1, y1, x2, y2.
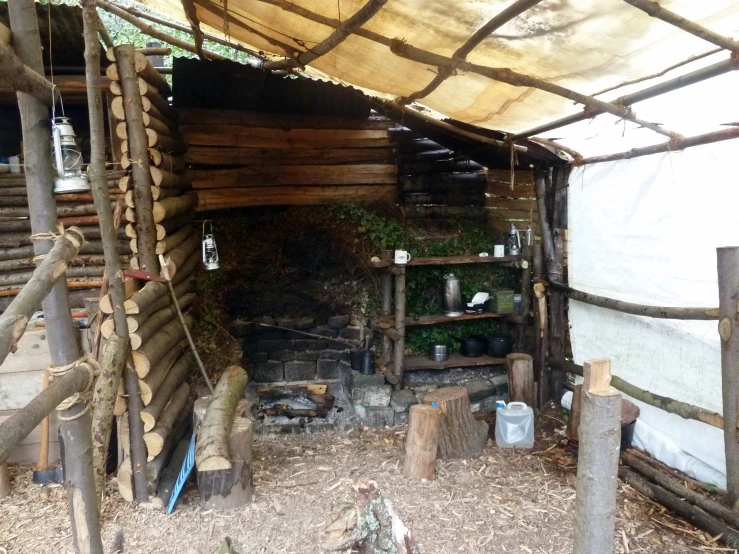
(442, 274, 464, 317)
(457, 335, 486, 358)
(487, 335, 512, 358)
(428, 344, 449, 362)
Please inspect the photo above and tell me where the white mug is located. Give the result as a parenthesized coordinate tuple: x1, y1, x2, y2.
(493, 245, 505, 257)
(394, 250, 412, 265)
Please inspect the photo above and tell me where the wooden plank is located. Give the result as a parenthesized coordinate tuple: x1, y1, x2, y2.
(485, 198, 538, 210)
(184, 146, 396, 166)
(487, 182, 535, 198)
(370, 254, 523, 269)
(196, 185, 397, 211)
(403, 353, 506, 372)
(405, 312, 510, 326)
(178, 108, 392, 130)
(487, 169, 534, 185)
(188, 165, 397, 188)
(180, 125, 391, 149)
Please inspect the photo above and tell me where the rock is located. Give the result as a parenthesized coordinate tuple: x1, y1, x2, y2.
(352, 385, 392, 407)
(259, 330, 285, 341)
(243, 352, 269, 363)
(256, 340, 291, 352)
(354, 405, 394, 428)
(284, 361, 317, 381)
(490, 373, 509, 391)
(316, 359, 339, 379)
(292, 339, 328, 351)
(350, 370, 385, 388)
(253, 361, 284, 382)
(339, 326, 363, 340)
(319, 349, 345, 360)
(470, 394, 508, 414)
(328, 315, 350, 328)
(464, 378, 495, 402)
(229, 320, 255, 337)
(310, 326, 339, 338)
(270, 350, 296, 362)
(294, 316, 314, 330)
(394, 411, 409, 426)
(390, 389, 418, 413)
(350, 315, 368, 327)
(276, 317, 296, 330)
(413, 384, 439, 404)
(295, 351, 320, 362)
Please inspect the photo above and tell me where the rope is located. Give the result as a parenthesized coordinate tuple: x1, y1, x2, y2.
(48, 355, 99, 420)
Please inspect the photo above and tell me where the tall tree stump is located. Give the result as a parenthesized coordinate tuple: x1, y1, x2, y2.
(506, 353, 535, 407)
(422, 387, 488, 459)
(403, 404, 442, 480)
(573, 358, 621, 554)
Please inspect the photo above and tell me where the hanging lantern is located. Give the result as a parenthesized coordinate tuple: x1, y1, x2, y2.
(202, 220, 220, 270)
(51, 116, 89, 194)
(506, 222, 522, 256)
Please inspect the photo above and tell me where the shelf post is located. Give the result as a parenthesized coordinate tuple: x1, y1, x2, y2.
(515, 244, 533, 351)
(393, 265, 406, 391)
(532, 243, 549, 407)
(380, 250, 394, 367)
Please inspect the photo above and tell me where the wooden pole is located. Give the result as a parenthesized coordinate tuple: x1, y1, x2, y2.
(114, 44, 158, 274)
(717, 246, 739, 510)
(379, 250, 393, 366)
(506, 353, 535, 407)
(514, 244, 532, 351)
(0, 463, 9, 498)
(81, 0, 132, 500)
(8, 1, 103, 550)
(566, 384, 582, 441)
(393, 266, 406, 390)
(533, 282, 548, 407)
(549, 166, 568, 399)
(403, 404, 442, 480)
(573, 358, 621, 554)
(0, 43, 57, 105)
(123, 357, 149, 502)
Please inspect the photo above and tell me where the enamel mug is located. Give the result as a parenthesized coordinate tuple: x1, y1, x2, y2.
(394, 250, 412, 265)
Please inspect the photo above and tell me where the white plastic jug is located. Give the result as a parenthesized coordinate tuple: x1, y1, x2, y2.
(495, 401, 534, 449)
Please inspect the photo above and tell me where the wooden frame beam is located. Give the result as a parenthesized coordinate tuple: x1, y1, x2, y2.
(402, 0, 544, 104)
(622, 0, 739, 53)
(0, 42, 57, 105)
(261, 0, 388, 70)
(181, 0, 206, 59)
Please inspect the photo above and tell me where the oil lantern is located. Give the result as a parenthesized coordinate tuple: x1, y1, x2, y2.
(201, 220, 220, 270)
(51, 116, 89, 193)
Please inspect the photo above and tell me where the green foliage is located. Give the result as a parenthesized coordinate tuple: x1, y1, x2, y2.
(333, 204, 517, 353)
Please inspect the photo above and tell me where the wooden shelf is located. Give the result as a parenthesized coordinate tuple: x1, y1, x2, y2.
(370, 254, 523, 269)
(376, 312, 514, 329)
(403, 353, 506, 372)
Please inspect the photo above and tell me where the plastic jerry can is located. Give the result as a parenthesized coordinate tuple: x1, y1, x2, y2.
(495, 401, 534, 448)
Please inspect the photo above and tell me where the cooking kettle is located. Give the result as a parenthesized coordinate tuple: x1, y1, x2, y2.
(442, 273, 464, 317)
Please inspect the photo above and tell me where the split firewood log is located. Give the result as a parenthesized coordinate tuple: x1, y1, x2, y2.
(132, 314, 193, 377)
(139, 339, 189, 405)
(141, 352, 194, 432)
(144, 382, 191, 459)
(130, 293, 195, 350)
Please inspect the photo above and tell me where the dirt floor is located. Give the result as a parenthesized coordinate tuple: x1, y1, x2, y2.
(0, 415, 720, 554)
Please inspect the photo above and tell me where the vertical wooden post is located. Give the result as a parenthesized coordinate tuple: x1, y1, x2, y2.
(113, 44, 158, 273)
(549, 166, 569, 400)
(8, 1, 104, 550)
(573, 358, 621, 554)
(515, 244, 533, 351)
(81, 0, 132, 500)
(379, 250, 393, 366)
(403, 404, 442, 480)
(532, 244, 548, 407)
(0, 462, 10, 498)
(506, 353, 535, 407)
(566, 384, 582, 441)
(393, 266, 406, 391)
(717, 246, 739, 510)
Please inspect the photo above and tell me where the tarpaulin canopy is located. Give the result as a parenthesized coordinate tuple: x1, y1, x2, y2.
(141, 0, 739, 143)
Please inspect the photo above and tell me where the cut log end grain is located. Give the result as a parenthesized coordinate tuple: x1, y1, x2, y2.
(132, 313, 193, 377)
(143, 381, 191, 459)
(422, 387, 488, 460)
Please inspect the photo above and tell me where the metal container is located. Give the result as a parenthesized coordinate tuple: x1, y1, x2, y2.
(428, 344, 449, 362)
(442, 273, 464, 317)
(359, 350, 375, 375)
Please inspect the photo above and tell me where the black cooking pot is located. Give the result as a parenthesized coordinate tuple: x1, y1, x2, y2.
(487, 335, 512, 358)
(457, 335, 486, 358)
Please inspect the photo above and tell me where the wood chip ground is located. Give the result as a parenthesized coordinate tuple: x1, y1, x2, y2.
(0, 423, 721, 553)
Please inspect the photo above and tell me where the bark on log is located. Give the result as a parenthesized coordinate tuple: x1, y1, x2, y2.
(130, 293, 195, 350)
(102, 281, 191, 337)
(147, 400, 192, 493)
(379, 250, 393, 366)
(619, 467, 739, 549)
(533, 281, 548, 407)
(393, 267, 406, 390)
(144, 382, 191, 459)
(0, 42, 57, 106)
(0, 227, 84, 365)
(115, 280, 168, 315)
(198, 417, 253, 510)
(195, 366, 249, 471)
(123, 360, 150, 502)
(104, 49, 171, 96)
(0, 266, 105, 287)
(141, 352, 193, 432)
(403, 404, 442, 480)
(121, 149, 184, 173)
(573, 358, 621, 554)
(160, 231, 199, 280)
(125, 186, 182, 207)
(155, 225, 193, 255)
(121, 133, 187, 156)
(567, 384, 583, 442)
(717, 246, 739, 509)
(422, 387, 488, 459)
(515, 244, 533, 351)
(0, 202, 112, 219)
(112, 95, 176, 130)
(152, 435, 190, 508)
(140, 339, 189, 404)
(132, 314, 193, 377)
(115, 44, 159, 274)
(506, 353, 535, 407)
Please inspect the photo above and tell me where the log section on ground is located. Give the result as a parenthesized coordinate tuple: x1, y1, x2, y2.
(188, 165, 396, 188)
(506, 353, 535, 407)
(132, 314, 193, 377)
(403, 404, 442, 480)
(195, 366, 249, 471)
(143, 381, 191, 459)
(196, 185, 396, 210)
(422, 387, 488, 459)
(198, 417, 253, 510)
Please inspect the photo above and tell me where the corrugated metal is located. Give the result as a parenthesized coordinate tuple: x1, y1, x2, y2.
(172, 57, 373, 119)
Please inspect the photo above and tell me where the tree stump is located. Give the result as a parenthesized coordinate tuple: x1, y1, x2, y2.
(422, 387, 488, 459)
(506, 353, 535, 407)
(198, 417, 253, 510)
(403, 404, 442, 480)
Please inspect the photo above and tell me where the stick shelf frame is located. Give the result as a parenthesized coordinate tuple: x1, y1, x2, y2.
(370, 253, 524, 269)
(403, 353, 506, 372)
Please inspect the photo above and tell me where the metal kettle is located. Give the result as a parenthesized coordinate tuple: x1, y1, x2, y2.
(442, 274, 464, 317)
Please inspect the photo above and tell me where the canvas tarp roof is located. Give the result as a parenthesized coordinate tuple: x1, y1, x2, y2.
(141, 0, 739, 140)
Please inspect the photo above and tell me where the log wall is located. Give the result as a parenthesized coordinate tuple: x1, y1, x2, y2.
(179, 108, 397, 210)
(485, 169, 539, 236)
